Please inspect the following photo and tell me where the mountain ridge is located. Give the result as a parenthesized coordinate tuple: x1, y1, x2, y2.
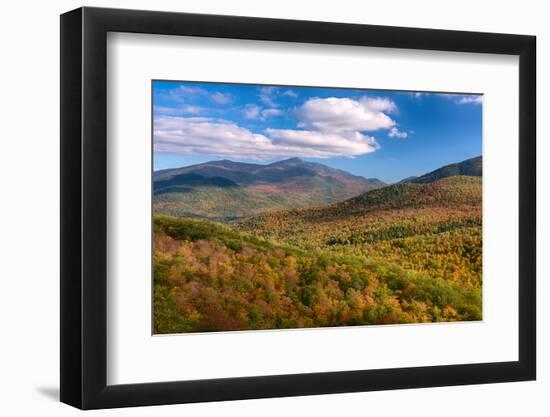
(154, 157, 384, 186)
(239, 175, 482, 228)
(404, 156, 482, 184)
(236, 155, 483, 246)
(153, 158, 386, 221)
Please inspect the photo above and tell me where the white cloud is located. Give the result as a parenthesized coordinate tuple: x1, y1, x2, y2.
(258, 86, 280, 107)
(411, 92, 427, 99)
(456, 95, 483, 105)
(210, 92, 232, 105)
(258, 87, 299, 106)
(154, 116, 378, 159)
(259, 86, 276, 95)
(359, 96, 397, 114)
(176, 85, 206, 96)
(261, 108, 283, 119)
(282, 90, 298, 98)
(265, 128, 378, 157)
(169, 85, 232, 105)
(388, 126, 409, 138)
(259, 94, 278, 108)
(244, 105, 283, 120)
(244, 104, 262, 119)
(154, 94, 406, 160)
(154, 105, 203, 116)
(438, 93, 483, 105)
(155, 116, 269, 159)
(296, 97, 396, 133)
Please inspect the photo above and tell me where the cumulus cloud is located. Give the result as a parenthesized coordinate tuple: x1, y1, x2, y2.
(265, 128, 378, 156)
(155, 116, 269, 158)
(296, 97, 396, 133)
(154, 94, 406, 160)
(154, 116, 378, 159)
(388, 126, 409, 138)
(359, 96, 397, 114)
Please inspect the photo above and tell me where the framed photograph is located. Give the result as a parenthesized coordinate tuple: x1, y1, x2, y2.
(60, 7, 536, 409)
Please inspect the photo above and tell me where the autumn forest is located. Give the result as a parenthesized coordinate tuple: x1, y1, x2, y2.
(153, 156, 483, 334)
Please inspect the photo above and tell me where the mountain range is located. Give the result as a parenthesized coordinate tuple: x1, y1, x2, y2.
(153, 155, 483, 332)
(153, 158, 385, 220)
(153, 155, 481, 222)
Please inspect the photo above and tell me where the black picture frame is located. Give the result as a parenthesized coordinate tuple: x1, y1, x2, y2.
(60, 6, 536, 410)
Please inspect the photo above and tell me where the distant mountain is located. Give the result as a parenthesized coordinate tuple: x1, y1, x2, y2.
(154, 158, 382, 191)
(154, 173, 238, 195)
(404, 156, 482, 184)
(154, 158, 385, 221)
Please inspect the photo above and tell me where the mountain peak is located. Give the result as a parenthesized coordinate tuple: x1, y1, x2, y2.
(270, 157, 304, 165)
(211, 159, 240, 165)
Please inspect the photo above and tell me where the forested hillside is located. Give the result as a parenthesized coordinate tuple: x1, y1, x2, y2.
(405, 156, 482, 184)
(154, 215, 481, 333)
(153, 158, 385, 221)
(153, 166, 482, 333)
(238, 176, 482, 248)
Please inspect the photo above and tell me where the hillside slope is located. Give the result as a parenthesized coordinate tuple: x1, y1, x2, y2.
(154, 158, 385, 221)
(154, 215, 481, 333)
(406, 156, 482, 184)
(238, 176, 482, 237)
(237, 176, 482, 287)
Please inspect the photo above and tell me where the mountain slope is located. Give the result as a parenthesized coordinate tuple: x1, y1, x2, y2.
(153, 156, 484, 333)
(154, 157, 383, 191)
(154, 215, 481, 333)
(240, 176, 481, 224)
(154, 173, 239, 195)
(337, 175, 481, 214)
(237, 176, 482, 248)
(405, 156, 482, 184)
(154, 158, 385, 221)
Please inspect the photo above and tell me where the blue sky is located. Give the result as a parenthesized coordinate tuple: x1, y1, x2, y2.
(153, 80, 482, 183)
